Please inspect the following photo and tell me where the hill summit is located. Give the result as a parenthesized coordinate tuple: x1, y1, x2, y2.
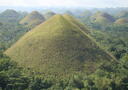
(5, 14, 114, 77)
(20, 11, 45, 28)
(0, 9, 20, 23)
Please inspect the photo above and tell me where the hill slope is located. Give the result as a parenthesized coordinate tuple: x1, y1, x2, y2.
(115, 18, 128, 24)
(20, 11, 45, 28)
(5, 14, 114, 77)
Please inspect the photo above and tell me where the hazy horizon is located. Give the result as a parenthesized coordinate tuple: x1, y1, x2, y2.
(0, 0, 128, 8)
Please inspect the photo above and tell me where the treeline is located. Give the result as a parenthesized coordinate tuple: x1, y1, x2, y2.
(0, 50, 128, 90)
(0, 22, 29, 50)
(0, 51, 52, 90)
(89, 23, 128, 60)
(75, 10, 128, 60)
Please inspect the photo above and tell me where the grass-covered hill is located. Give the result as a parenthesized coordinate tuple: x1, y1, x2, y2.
(91, 12, 115, 24)
(44, 11, 56, 19)
(19, 11, 45, 28)
(115, 18, 128, 24)
(5, 14, 115, 78)
(0, 9, 21, 23)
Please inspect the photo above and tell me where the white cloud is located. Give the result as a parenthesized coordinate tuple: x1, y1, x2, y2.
(0, 0, 28, 6)
(0, 0, 128, 7)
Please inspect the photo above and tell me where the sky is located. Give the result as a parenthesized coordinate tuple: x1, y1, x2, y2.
(0, 0, 128, 8)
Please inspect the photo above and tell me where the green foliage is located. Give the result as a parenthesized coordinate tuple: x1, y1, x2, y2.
(90, 24, 128, 59)
(20, 11, 45, 28)
(0, 9, 24, 23)
(68, 75, 84, 89)
(77, 10, 128, 60)
(0, 53, 30, 90)
(90, 12, 115, 25)
(0, 22, 28, 50)
(121, 55, 128, 67)
(0, 9, 128, 90)
(29, 76, 52, 90)
(5, 14, 114, 78)
(115, 18, 128, 24)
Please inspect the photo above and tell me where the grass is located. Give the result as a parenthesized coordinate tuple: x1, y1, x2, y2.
(115, 18, 128, 24)
(5, 14, 115, 78)
(91, 12, 115, 24)
(20, 11, 45, 28)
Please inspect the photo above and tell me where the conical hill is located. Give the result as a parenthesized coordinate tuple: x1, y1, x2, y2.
(0, 9, 20, 23)
(20, 11, 45, 28)
(5, 14, 114, 77)
(91, 12, 115, 24)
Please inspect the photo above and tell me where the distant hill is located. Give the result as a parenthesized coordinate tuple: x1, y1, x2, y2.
(115, 18, 128, 24)
(19, 11, 45, 28)
(0, 9, 21, 23)
(79, 10, 92, 18)
(64, 11, 73, 16)
(44, 11, 56, 19)
(5, 14, 115, 78)
(117, 11, 128, 18)
(91, 12, 115, 24)
(76, 10, 92, 24)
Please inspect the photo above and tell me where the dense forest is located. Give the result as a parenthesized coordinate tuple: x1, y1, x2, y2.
(0, 8, 128, 90)
(0, 47, 128, 90)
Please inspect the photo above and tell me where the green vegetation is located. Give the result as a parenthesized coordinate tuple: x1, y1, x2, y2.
(115, 18, 128, 24)
(0, 51, 54, 90)
(77, 10, 92, 24)
(0, 9, 29, 51)
(0, 8, 128, 90)
(1, 50, 128, 90)
(44, 11, 56, 19)
(20, 11, 45, 28)
(0, 9, 23, 23)
(76, 10, 128, 60)
(5, 14, 114, 78)
(90, 12, 115, 25)
(0, 22, 28, 51)
(0, 23, 28, 49)
(89, 24, 128, 60)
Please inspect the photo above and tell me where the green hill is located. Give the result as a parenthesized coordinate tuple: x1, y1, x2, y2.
(80, 10, 92, 18)
(5, 14, 115, 78)
(44, 11, 56, 19)
(19, 11, 45, 28)
(0, 9, 20, 23)
(91, 12, 115, 24)
(115, 18, 128, 24)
